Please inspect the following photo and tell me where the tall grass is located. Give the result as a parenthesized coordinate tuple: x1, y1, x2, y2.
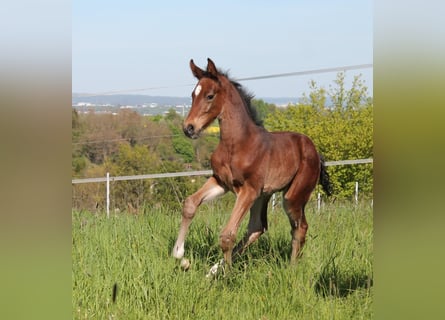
(72, 200, 373, 319)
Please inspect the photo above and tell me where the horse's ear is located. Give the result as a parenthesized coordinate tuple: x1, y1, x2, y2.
(206, 58, 218, 77)
(190, 59, 204, 79)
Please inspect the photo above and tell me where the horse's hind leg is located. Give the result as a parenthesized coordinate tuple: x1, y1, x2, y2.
(283, 167, 318, 263)
(284, 200, 308, 263)
(232, 194, 270, 260)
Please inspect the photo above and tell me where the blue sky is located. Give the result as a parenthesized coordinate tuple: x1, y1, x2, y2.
(72, 0, 372, 98)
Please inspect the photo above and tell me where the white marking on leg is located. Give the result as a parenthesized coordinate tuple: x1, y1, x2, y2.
(175, 185, 223, 259)
(247, 230, 263, 245)
(194, 84, 202, 96)
(202, 184, 226, 203)
(172, 240, 185, 259)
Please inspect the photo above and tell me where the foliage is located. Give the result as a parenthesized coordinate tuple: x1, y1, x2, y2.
(71, 110, 202, 211)
(72, 201, 373, 319)
(251, 98, 277, 123)
(170, 125, 195, 163)
(104, 144, 159, 210)
(192, 127, 220, 169)
(72, 109, 88, 175)
(72, 164, 107, 211)
(264, 73, 373, 198)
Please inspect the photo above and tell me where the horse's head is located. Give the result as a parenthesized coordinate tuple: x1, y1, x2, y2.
(183, 58, 223, 139)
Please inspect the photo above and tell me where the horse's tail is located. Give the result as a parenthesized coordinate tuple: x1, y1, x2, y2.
(319, 155, 333, 196)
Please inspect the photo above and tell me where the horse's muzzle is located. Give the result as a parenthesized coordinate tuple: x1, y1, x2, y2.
(183, 123, 199, 139)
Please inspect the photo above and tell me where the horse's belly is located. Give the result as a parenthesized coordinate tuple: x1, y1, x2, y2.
(263, 170, 295, 193)
(262, 148, 299, 193)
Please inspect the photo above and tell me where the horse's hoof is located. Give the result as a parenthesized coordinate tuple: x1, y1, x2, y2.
(180, 258, 190, 271)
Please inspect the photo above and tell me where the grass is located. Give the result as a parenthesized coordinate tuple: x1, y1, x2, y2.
(72, 200, 373, 319)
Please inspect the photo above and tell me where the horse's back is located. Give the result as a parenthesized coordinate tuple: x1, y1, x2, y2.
(270, 131, 319, 160)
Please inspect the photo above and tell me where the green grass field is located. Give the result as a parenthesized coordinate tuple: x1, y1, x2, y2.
(72, 200, 373, 319)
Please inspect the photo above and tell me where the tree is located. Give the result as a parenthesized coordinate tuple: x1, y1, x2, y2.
(81, 112, 121, 164)
(251, 99, 277, 123)
(264, 73, 373, 199)
(104, 144, 160, 210)
(168, 119, 195, 164)
(118, 109, 143, 146)
(72, 109, 87, 175)
(172, 134, 195, 163)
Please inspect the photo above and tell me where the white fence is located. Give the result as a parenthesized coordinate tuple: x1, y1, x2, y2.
(72, 158, 373, 216)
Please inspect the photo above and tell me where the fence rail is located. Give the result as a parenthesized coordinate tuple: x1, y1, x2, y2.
(71, 158, 373, 184)
(72, 170, 213, 184)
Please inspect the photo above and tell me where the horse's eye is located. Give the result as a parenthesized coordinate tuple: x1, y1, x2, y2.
(207, 94, 215, 101)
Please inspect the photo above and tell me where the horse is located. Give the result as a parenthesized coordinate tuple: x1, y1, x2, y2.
(172, 58, 332, 274)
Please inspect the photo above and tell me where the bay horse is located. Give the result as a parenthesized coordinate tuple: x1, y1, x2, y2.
(172, 58, 332, 274)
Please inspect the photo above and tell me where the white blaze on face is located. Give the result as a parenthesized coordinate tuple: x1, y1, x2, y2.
(194, 84, 202, 97)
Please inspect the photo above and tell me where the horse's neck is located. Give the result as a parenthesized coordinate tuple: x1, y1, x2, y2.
(218, 97, 261, 148)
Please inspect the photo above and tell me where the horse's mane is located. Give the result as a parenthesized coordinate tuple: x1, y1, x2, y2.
(229, 79, 264, 127)
(202, 69, 264, 127)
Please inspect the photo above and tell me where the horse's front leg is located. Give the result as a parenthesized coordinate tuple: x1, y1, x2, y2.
(172, 176, 226, 262)
(219, 186, 258, 266)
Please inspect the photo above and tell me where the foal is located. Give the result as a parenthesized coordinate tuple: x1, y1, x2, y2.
(172, 58, 331, 272)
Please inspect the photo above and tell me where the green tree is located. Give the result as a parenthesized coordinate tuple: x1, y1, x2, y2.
(104, 143, 160, 210)
(264, 73, 373, 199)
(251, 99, 277, 123)
(102, 142, 200, 211)
(193, 133, 219, 169)
(170, 124, 195, 163)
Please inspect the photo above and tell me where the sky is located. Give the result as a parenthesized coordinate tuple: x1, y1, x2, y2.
(72, 0, 373, 98)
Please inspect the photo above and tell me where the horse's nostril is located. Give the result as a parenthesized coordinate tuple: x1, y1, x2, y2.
(184, 124, 194, 137)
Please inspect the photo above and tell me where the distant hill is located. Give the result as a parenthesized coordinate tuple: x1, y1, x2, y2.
(72, 93, 302, 107)
(72, 94, 191, 107)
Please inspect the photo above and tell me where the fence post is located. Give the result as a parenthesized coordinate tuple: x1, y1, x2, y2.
(317, 192, 321, 212)
(106, 172, 110, 218)
(355, 181, 359, 205)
